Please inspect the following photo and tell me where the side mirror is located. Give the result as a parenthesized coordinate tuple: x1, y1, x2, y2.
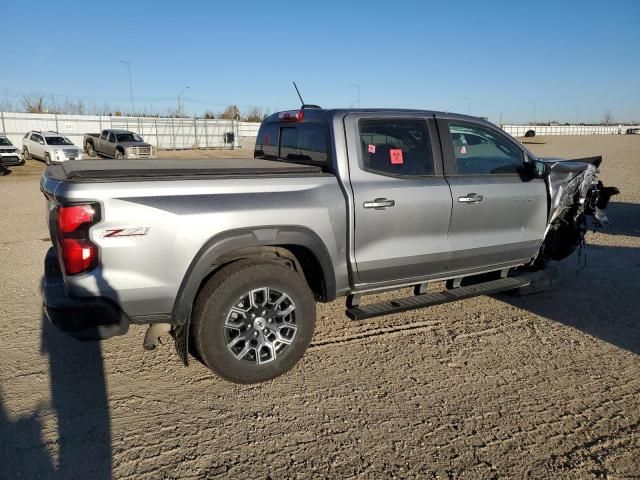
(523, 159, 549, 179)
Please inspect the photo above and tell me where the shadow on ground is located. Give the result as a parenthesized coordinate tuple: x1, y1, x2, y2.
(498, 219, 640, 355)
(602, 202, 640, 237)
(0, 294, 112, 480)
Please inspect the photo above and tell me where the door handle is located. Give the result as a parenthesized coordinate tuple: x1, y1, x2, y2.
(458, 193, 484, 204)
(363, 198, 395, 210)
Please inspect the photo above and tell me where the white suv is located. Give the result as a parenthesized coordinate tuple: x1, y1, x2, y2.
(22, 131, 84, 165)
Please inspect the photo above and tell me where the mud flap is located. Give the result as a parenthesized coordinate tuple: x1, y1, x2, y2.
(173, 322, 190, 366)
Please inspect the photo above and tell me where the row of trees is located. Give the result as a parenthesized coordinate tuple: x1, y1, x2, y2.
(13, 94, 269, 121)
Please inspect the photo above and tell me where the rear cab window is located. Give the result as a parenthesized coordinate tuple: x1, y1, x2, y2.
(255, 120, 329, 168)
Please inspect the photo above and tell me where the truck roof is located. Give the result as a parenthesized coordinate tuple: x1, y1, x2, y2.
(103, 129, 135, 134)
(262, 107, 486, 125)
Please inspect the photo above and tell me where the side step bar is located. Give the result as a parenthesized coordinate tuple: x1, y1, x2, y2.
(346, 276, 531, 321)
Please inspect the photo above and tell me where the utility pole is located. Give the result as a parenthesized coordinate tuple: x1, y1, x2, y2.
(120, 60, 135, 114)
(529, 102, 537, 125)
(177, 86, 190, 117)
(349, 84, 361, 108)
(462, 96, 471, 115)
(499, 111, 507, 127)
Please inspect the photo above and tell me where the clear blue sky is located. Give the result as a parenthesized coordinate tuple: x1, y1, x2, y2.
(2, 0, 639, 123)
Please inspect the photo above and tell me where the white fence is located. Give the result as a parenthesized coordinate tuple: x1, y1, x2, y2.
(1, 111, 635, 150)
(502, 124, 633, 137)
(0, 111, 261, 150)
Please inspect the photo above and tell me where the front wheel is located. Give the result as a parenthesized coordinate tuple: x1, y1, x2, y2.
(191, 260, 316, 383)
(86, 143, 96, 157)
(114, 149, 124, 159)
(22, 148, 30, 160)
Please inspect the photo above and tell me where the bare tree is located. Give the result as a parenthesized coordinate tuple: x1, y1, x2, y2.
(219, 105, 241, 120)
(602, 110, 614, 125)
(22, 94, 47, 113)
(243, 106, 265, 122)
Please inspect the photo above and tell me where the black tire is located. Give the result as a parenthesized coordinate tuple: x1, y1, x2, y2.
(114, 149, 124, 159)
(524, 129, 536, 138)
(44, 153, 51, 165)
(191, 260, 316, 383)
(22, 148, 31, 160)
(86, 143, 96, 157)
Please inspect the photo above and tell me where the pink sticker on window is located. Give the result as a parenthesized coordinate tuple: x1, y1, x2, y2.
(460, 145, 467, 154)
(368, 144, 376, 154)
(263, 134, 270, 145)
(390, 149, 403, 164)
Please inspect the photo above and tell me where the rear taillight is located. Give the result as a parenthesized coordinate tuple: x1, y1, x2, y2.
(56, 204, 99, 275)
(278, 110, 304, 122)
(58, 205, 95, 233)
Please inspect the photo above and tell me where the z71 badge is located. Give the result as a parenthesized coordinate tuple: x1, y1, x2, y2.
(101, 227, 150, 238)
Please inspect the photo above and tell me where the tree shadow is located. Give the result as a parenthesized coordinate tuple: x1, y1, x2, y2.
(498, 241, 640, 355)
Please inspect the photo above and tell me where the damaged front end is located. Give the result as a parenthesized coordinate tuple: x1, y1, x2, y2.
(534, 156, 619, 265)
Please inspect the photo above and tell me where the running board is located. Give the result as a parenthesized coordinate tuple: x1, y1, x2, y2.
(346, 276, 531, 321)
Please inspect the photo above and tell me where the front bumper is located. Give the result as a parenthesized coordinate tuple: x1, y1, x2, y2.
(42, 248, 130, 340)
(0, 154, 23, 166)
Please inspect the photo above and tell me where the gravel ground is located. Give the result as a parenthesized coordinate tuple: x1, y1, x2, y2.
(0, 136, 638, 479)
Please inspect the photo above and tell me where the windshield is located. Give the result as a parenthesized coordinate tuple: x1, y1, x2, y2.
(0, 137, 12, 146)
(116, 133, 143, 143)
(45, 136, 74, 146)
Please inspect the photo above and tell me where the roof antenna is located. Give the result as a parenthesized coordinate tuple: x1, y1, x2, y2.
(293, 81, 305, 107)
(292, 81, 321, 109)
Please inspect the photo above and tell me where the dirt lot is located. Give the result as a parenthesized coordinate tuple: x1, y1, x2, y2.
(0, 136, 638, 479)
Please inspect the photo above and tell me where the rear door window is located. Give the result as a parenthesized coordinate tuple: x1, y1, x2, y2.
(359, 118, 434, 176)
(279, 124, 328, 164)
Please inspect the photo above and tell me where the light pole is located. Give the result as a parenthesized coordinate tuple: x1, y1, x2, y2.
(349, 84, 361, 108)
(499, 111, 508, 126)
(120, 60, 134, 114)
(462, 96, 471, 115)
(177, 86, 190, 117)
(529, 102, 537, 125)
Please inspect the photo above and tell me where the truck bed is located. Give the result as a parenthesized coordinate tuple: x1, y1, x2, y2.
(45, 158, 323, 182)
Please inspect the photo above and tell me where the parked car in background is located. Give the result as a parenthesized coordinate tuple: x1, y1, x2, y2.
(625, 128, 640, 135)
(0, 135, 24, 166)
(22, 131, 84, 165)
(84, 129, 155, 159)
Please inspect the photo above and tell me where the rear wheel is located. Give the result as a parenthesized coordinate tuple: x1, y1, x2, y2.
(191, 260, 316, 383)
(44, 153, 51, 165)
(22, 148, 31, 160)
(86, 143, 96, 157)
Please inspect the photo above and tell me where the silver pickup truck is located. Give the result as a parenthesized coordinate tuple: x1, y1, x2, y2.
(41, 107, 618, 383)
(84, 129, 154, 159)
